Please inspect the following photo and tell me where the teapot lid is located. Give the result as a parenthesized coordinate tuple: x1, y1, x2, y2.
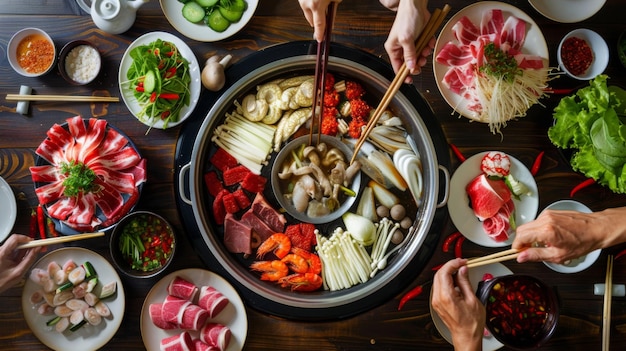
(93, 0, 120, 20)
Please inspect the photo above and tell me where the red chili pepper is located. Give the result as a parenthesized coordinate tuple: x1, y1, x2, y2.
(158, 93, 179, 100)
(530, 151, 544, 176)
(29, 209, 38, 238)
(442, 231, 462, 253)
(161, 110, 171, 120)
(615, 248, 626, 261)
(164, 67, 177, 79)
(135, 85, 145, 92)
(46, 218, 59, 238)
(398, 281, 431, 311)
(570, 178, 595, 197)
(449, 143, 466, 162)
(431, 263, 444, 271)
(150, 92, 157, 103)
(454, 236, 465, 258)
(36, 204, 46, 240)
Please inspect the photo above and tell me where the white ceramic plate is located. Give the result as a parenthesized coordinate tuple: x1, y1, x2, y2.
(528, 0, 606, 23)
(22, 247, 125, 350)
(433, 1, 548, 121)
(160, 0, 258, 42)
(141, 268, 248, 351)
(119, 31, 201, 129)
(542, 200, 601, 273)
(0, 176, 17, 242)
(448, 152, 539, 247)
(430, 262, 513, 351)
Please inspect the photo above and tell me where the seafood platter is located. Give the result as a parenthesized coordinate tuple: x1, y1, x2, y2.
(175, 41, 451, 319)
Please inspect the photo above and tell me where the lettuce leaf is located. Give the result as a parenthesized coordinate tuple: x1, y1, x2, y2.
(548, 75, 626, 194)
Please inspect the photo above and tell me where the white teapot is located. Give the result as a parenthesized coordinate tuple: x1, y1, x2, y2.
(85, 0, 150, 34)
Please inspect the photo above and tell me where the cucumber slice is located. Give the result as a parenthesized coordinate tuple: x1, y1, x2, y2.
(205, 9, 230, 32)
(230, 0, 247, 12)
(86, 277, 98, 293)
(83, 261, 96, 278)
(46, 316, 61, 327)
(182, 2, 205, 23)
(69, 320, 87, 332)
(143, 70, 157, 94)
(195, 0, 218, 7)
(55, 281, 74, 294)
(218, 5, 244, 22)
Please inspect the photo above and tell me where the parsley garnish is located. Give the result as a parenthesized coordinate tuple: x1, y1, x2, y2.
(61, 161, 96, 197)
(480, 42, 522, 82)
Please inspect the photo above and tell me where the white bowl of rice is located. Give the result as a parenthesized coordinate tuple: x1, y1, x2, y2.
(58, 40, 102, 85)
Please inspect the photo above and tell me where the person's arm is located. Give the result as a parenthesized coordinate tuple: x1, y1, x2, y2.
(431, 258, 484, 351)
(513, 207, 626, 263)
(0, 234, 40, 294)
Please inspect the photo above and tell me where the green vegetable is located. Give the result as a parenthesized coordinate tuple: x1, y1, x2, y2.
(99, 281, 117, 299)
(83, 261, 96, 278)
(548, 75, 626, 193)
(69, 320, 87, 332)
(124, 39, 191, 129)
(181, 0, 247, 32)
(46, 316, 61, 326)
(60, 161, 96, 197)
(182, 1, 206, 23)
(195, 0, 218, 7)
(504, 173, 529, 199)
(206, 8, 230, 32)
(480, 42, 522, 83)
(56, 281, 74, 294)
(342, 212, 377, 246)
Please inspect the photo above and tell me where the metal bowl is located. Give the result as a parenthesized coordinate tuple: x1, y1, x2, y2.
(175, 41, 450, 320)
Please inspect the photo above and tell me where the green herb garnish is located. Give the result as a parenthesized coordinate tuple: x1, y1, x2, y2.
(480, 42, 522, 82)
(61, 161, 96, 197)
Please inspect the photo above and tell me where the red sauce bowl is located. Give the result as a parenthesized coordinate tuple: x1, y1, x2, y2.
(477, 274, 559, 349)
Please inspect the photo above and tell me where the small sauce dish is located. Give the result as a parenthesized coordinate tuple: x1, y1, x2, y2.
(7, 27, 56, 77)
(58, 40, 102, 85)
(557, 28, 608, 80)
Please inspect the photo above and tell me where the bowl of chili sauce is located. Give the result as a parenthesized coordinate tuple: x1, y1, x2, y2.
(110, 211, 177, 279)
(7, 27, 56, 77)
(477, 274, 559, 349)
(557, 29, 608, 80)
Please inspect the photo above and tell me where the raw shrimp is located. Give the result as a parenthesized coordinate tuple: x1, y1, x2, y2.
(250, 260, 288, 281)
(256, 233, 291, 259)
(279, 273, 323, 292)
(291, 248, 322, 275)
(281, 254, 309, 274)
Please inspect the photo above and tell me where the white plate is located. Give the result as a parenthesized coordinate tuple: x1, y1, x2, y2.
(119, 31, 201, 129)
(433, 1, 548, 121)
(141, 268, 248, 351)
(0, 176, 17, 242)
(160, 0, 258, 42)
(541, 200, 601, 273)
(448, 152, 539, 247)
(21, 247, 125, 350)
(528, 0, 606, 23)
(430, 262, 513, 351)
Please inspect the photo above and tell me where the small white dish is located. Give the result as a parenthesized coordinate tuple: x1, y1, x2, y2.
(542, 200, 601, 273)
(557, 29, 608, 80)
(528, 0, 606, 23)
(160, 0, 258, 42)
(448, 152, 539, 247)
(0, 176, 17, 243)
(119, 31, 201, 130)
(7, 27, 56, 77)
(430, 262, 512, 351)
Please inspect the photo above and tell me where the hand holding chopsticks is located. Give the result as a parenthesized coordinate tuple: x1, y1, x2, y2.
(350, 4, 451, 164)
(17, 232, 105, 249)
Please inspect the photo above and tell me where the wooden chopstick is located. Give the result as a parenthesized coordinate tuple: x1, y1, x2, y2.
(17, 232, 105, 249)
(349, 4, 451, 164)
(602, 254, 614, 351)
(5, 94, 119, 102)
(466, 248, 520, 268)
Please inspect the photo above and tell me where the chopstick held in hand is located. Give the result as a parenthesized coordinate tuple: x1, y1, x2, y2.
(17, 232, 105, 249)
(465, 248, 521, 268)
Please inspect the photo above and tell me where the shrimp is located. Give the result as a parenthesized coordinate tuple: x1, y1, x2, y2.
(281, 254, 309, 274)
(291, 248, 322, 275)
(279, 273, 323, 292)
(256, 233, 291, 259)
(250, 260, 288, 281)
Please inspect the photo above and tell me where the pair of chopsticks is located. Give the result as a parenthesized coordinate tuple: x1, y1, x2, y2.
(602, 254, 614, 351)
(350, 4, 451, 164)
(5, 94, 119, 102)
(17, 232, 105, 249)
(309, 0, 339, 146)
(465, 248, 520, 268)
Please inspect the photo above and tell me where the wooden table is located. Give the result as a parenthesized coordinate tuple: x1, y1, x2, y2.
(1, 0, 626, 350)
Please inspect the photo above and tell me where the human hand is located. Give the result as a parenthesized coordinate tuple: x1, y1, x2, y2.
(512, 209, 603, 264)
(431, 258, 484, 350)
(383, 0, 434, 82)
(0, 234, 41, 294)
(299, 0, 334, 42)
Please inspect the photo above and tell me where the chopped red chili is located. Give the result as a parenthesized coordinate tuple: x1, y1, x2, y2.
(560, 37, 593, 76)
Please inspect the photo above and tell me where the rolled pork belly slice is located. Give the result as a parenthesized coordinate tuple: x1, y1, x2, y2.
(149, 303, 177, 330)
(167, 276, 199, 302)
(161, 295, 191, 325)
(160, 331, 194, 351)
(193, 339, 221, 351)
(180, 303, 209, 331)
(200, 323, 231, 351)
(198, 286, 230, 318)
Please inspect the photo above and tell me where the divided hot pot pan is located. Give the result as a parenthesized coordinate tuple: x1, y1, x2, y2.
(174, 41, 450, 320)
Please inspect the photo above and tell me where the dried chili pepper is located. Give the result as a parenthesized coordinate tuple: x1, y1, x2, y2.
(398, 281, 431, 311)
(530, 151, 545, 176)
(37, 204, 46, 240)
(570, 178, 595, 198)
(615, 248, 626, 261)
(29, 209, 38, 238)
(442, 231, 462, 253)
(46, 218, 59, 238)
(454, 236, 465, 258)
(449, 143, 466, 162)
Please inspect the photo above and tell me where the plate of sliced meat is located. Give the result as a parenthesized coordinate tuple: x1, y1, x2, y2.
(448, 151, 538, 247)
(30, 116, 147, 235)
(433, 2, 549, 134)
(141, 268, 247, 351)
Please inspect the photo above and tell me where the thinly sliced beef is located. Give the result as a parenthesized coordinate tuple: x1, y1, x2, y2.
(180, 304, 209, 331)
(160, 331, 194, 351)
(224, 213, 253, 255)
(482, 199, 515, 242)
(149, 303, 177, 330)
(240, 210, 275, 242)
(161, 295, 191, 325)
(198, 286, 230, 318)
(200, 323, 231, 351)
(167, 276, 199, 301)
(466, 174, 511, 220)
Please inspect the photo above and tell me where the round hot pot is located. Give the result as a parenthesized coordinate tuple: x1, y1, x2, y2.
(175, 41, 450, 320)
